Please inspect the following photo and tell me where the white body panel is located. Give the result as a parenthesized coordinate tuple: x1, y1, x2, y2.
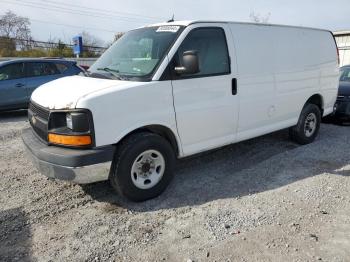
(31, 75, 122, 109)
(227, 23, 339, 143)
(30, 21, 339, 158)
(76, 80, 181, 153)
(168, 23, 239, 155)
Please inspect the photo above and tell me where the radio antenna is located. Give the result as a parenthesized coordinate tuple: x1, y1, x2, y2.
(167, 14, 175, 22)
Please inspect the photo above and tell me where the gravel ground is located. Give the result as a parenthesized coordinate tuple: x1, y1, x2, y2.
(0, 110, 350, 262)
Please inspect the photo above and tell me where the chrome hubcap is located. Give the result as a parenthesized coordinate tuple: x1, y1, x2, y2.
(304, 113, 317, 137)
(131, 150, 165, 190)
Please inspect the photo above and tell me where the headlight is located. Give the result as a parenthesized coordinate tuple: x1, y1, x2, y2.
(48, 110, 94, 148)
(66, 113, 73, 130)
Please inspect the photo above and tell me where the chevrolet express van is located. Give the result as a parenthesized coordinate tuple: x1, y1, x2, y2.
(22, 21, 339, 201)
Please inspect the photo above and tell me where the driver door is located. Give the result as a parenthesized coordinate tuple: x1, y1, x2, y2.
(0, 62, 27, 110)
(170, 25, 239, 156)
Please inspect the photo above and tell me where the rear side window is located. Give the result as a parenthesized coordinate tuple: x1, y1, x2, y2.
(26, 62, 60, 77)
(0, 63, 25, 81)
(55, 63, 69, 73)
(175, 27, 230, 78)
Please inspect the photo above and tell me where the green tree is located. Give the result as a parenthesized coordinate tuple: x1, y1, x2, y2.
(0, 36, 16, 56)
(16, 48, 47, 57)
(48, 40, 73, 57)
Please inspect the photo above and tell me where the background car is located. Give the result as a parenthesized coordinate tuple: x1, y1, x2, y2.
(0, 58, 84, 111)
(334, 65, 350, 123)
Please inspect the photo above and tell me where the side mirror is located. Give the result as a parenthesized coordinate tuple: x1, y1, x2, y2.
(175, 50, 199, 75)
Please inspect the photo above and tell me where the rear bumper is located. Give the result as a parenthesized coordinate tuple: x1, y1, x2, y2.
(21, 128, 115, 184)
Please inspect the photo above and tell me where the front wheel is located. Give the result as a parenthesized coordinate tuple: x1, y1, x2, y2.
(289, 103, 321, 145)
(110, 132, 175, 202)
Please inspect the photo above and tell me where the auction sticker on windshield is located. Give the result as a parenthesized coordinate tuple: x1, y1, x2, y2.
(156, 26, 180, 33)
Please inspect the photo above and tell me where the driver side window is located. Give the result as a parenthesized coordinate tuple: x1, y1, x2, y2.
(174, 27, 230, 78)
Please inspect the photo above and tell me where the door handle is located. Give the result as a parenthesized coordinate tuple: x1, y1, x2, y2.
(232, 78, 237, 95)
(15, 83, 25, 88)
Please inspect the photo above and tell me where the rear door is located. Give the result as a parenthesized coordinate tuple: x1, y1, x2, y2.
(170, 24, 239, 156)
(0, 62, 27, 109)
(24, 61, 63, 99)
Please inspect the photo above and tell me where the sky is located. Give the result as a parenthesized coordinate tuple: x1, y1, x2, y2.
(1, 0, 350, 46)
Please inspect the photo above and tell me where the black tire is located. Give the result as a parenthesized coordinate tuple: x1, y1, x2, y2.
(109, 132, 175, 202)
(289, 103, 321, 145)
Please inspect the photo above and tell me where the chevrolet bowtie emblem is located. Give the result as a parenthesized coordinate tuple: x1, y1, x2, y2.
(31, 115, 37, 125)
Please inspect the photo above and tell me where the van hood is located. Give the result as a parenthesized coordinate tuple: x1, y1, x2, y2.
(31, 75, 129, 109)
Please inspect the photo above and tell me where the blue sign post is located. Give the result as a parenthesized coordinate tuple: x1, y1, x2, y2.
(72, 36, 83, 58)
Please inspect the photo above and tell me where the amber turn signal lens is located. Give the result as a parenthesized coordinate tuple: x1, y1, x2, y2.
(48, 133, 92, 146)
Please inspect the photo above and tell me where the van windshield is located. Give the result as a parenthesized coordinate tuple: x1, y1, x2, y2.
(89, 26, 183, 81)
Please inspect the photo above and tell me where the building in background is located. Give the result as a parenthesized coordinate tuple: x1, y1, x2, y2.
(334, 31, 350, 66)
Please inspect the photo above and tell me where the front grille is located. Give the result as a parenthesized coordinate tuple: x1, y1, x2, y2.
(28, 102, 50, 142)
(29, 102, 50, 121)
(31, 122, 48, 141)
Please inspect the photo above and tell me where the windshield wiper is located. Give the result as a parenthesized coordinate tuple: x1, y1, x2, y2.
(97, 67, 123, 80)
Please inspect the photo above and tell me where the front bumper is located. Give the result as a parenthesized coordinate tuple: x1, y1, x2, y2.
(22, 128, 115, 184)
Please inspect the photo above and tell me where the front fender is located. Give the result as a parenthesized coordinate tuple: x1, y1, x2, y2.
(76, 81, 184, 156)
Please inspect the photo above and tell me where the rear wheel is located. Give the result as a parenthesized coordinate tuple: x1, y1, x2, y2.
(110, 132, 175, 202)
(289, 103, 321, 145)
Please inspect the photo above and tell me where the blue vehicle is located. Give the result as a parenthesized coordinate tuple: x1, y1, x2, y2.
(333, 65, 350, 123)
(0, 58, 84, 111)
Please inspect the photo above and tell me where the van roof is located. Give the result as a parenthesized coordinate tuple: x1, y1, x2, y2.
(333, 30, 350, 36)
(145, 20, 330, 33)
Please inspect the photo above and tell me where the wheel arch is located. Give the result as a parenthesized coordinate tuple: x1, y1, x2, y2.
(304, 94, 324, 115)
(115, 124, 181, 157)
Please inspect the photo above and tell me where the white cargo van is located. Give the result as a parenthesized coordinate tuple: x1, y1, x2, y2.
(22, 21, 339, 201)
